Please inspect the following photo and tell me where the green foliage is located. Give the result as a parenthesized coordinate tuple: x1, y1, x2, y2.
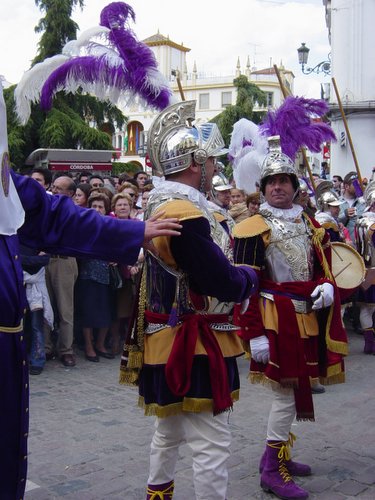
(33, 0, 84, 63)
(210, 75, 267, 146)
(111, 161, 142, 176)
(39, 104, 112, 149)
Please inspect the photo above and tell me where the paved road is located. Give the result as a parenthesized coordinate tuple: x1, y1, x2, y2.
(25, 326, 375, 499)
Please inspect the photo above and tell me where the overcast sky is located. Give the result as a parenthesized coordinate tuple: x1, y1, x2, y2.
(0, 0, 330, 98)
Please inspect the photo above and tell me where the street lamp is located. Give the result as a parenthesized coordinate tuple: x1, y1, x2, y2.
(297, 43, 331, 75)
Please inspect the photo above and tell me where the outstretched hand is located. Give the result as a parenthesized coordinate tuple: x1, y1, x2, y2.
(143, 211, 182, 254)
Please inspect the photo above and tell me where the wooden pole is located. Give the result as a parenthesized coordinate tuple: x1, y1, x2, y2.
(273, 64, 317, 191)
(176, 75, 185, 101)
(172, 70, 185, 101)
(331, 77, 364, 191)
(172, 70, 193, 126)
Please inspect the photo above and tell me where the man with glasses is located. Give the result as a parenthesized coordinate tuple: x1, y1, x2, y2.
(46, 175, 79, 366)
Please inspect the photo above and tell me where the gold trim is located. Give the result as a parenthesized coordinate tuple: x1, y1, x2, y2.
(138, 390, 240, 417)
(1, 321, 23, 333)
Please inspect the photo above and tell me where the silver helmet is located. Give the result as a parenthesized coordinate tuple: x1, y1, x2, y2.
(147, 100, 227, 176)
(212, 172, 233, 192)
(259, 136, 299, 193)
(315, 180, 343, 211)
(211, 171, 233, 204)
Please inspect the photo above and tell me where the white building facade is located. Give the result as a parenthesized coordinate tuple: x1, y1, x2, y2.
(324, 0, 375, 181)
(113, 33, 294, 170)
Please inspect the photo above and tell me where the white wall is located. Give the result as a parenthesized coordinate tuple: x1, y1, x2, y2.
(329, 0, 375, 180)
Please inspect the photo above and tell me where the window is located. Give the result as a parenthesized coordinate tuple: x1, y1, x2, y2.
(266, 92, 274, 107)
(221, 92, 232, 108)
(199, 93, 210, 110)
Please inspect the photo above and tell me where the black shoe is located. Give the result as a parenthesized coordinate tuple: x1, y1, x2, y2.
(95, 349, 115, 360)
(45, 352, 56, 361)
(85, 354, 100, 362)
(29, 366, 43, 375)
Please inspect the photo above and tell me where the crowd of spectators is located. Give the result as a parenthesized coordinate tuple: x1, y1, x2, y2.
(21, 168, 153, 374)
(22, 164, 375, 375)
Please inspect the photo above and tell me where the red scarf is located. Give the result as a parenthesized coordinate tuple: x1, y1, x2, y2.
(145, 311, 233, 415)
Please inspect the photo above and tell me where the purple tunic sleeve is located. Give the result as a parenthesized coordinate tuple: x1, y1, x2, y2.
(170, 217, 256, 303)
(13, 172, 144, 265)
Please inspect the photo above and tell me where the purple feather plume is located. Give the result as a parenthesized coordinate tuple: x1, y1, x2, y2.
(260, 96, 336, 160)
(100, 2, 171, 109)
(40, 2, 172, 112)
(40, 56, 128, 111)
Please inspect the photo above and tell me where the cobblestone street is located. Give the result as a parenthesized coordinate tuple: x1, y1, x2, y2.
(25, 327, 375, 499)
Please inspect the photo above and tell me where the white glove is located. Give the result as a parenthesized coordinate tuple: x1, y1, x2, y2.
(250, 335, 270, 364)
(311, 283, 334, 310)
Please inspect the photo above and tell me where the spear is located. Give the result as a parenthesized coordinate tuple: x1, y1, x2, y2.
(171, 69, 186, 101)
(331, 77, 364, 192)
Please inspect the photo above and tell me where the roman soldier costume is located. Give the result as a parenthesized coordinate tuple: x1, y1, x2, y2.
(120, 100, 257, 499)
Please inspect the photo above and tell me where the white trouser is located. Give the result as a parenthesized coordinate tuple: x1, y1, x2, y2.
(267, 388, 296, 442)
(359, 304, 375, 330)
(148, 412, 231, 500)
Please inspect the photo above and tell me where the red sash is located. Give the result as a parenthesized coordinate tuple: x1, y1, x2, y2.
(145, 311, 233, 415)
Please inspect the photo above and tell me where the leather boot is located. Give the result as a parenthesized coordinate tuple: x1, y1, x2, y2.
(260, 441, 309, 499)
(363, 329, 374, 354)
(259, 433, 311, 476)
(146, 480, 174, 499)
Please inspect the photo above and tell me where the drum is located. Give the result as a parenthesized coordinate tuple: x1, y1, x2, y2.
(330, 242, 365, 290)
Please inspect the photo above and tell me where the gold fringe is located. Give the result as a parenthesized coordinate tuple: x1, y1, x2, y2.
(138, 390, 240, 418)
(119, 369, 139, 386)
(296, 415, 315, 422)
(320, 372, 345, 385)
(127, 350, 143, 369)
(280, 378, 299, 389)
(306, 217, 333, 281)
(136, 265, 147, 353)
(249, 372, 283, 390)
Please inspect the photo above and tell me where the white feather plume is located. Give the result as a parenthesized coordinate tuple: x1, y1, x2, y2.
(14, 54, 69, 125)
(229, 118, 268, 194)
(143, 68, 171, 97)
(85, 42, 124, 68)
(75, 26, 110, 49)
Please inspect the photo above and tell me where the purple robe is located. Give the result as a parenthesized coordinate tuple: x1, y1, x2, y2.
(0, 172, 145, 499)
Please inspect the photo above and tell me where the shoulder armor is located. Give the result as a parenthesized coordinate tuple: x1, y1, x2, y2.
(233, 214, 270, 238)
(154, 199, 204, 222)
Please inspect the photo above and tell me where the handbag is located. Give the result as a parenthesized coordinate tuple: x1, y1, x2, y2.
(109, 265, 123, 290)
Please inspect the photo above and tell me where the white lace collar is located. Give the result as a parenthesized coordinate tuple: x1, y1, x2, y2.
(260, 201, 304, 221)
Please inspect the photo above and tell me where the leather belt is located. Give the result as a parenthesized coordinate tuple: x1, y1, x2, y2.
(260, 292, 313, 314)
